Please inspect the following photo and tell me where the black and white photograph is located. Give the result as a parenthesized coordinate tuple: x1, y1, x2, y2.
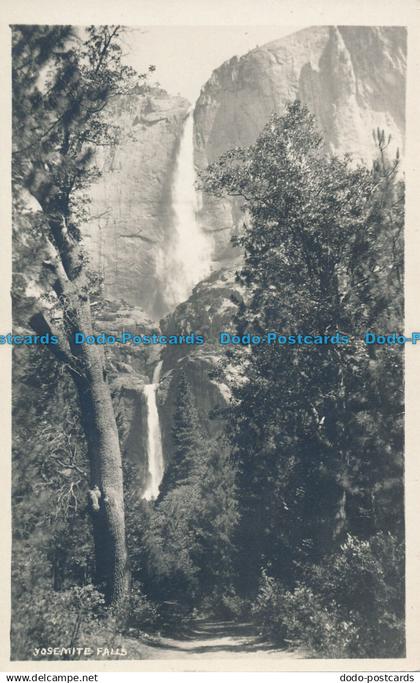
(3, 4, 417, 669)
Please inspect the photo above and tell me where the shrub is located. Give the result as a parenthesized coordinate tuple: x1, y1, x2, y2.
(218, 591, 250, 620)
(125, 583, 159, 633)
(11, 584, 107, 660)
(280, 585, 365, 657)
(199, 589, 250, 620)
(251, 533, 405, 658)
(251, 569, 288, 642)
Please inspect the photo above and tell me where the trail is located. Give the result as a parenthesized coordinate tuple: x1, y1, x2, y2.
(129, 619, 303, 660)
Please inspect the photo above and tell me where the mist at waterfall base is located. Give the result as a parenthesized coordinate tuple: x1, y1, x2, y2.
(156, 112, 212, 309)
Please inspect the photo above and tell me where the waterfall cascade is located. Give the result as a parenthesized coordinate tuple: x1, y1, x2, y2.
(143, 112, 211, 498)
(157, 111, 212, 308)
(143, 360, 164, 501)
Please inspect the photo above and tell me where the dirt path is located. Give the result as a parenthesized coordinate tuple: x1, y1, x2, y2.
(129, 619, 302, 659)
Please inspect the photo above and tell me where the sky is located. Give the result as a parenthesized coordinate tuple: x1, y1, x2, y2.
(122, 25, 304, 104)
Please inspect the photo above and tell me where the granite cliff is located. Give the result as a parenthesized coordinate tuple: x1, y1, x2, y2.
(194, 26, 406, 266)
(81, 87, 190, 320)
(80, 26, 406, 317)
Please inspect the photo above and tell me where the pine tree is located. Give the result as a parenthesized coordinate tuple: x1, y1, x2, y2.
(159, 369, 207, 496)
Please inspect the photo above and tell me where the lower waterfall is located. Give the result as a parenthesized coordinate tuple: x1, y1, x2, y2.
(143, 360, 164, 501)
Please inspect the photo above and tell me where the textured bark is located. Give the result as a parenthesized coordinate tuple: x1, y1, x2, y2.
(73, 309, 129, 604)
(32, 298, 130, 605)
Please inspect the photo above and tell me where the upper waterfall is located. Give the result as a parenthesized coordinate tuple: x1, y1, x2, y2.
(157, 112, 212, 308)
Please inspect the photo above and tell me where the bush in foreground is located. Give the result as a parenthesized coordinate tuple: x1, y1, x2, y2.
(252, 533, 404, 658)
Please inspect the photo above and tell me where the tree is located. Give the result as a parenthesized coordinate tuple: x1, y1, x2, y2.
(200, 101, 404, 592)
(159, 370, 207, 497)
(12, 25, 151, 605)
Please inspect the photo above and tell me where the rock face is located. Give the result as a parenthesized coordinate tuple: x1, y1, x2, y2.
(82, 87, 190, 320)
(157, 267, 243, 465)
(80, 27, 406, 316)
(194, 26, 406, 264)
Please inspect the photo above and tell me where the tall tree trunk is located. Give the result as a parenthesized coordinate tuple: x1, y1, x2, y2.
(75, 352, 129, 605)
(31, 298, 129, 606)
(67, 297, 129, 605)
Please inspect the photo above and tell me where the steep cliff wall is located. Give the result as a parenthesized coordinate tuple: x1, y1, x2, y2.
(80, 27, 406, 317)
(82, 88, 190, 320)
(194, 26, 406, 265)
(157, 266, 242, 464)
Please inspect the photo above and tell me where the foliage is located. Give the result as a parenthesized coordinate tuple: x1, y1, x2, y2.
(204, 590, 250, 620)
(250, 568, 287, 641)
(252, 533, 405, 658)
(159, 369, 208, 496)
(11, 583, 106, 660)
(12, 347, 93, 572)
(200, 101, 404, 595)
(11, 347, 98, 657)
(12, 25, 148, 199)
(124, 582, 160, 633)
(142, 448, 238, 607)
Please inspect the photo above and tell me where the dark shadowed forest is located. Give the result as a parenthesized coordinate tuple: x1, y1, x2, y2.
(11, 25, 405, 660)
